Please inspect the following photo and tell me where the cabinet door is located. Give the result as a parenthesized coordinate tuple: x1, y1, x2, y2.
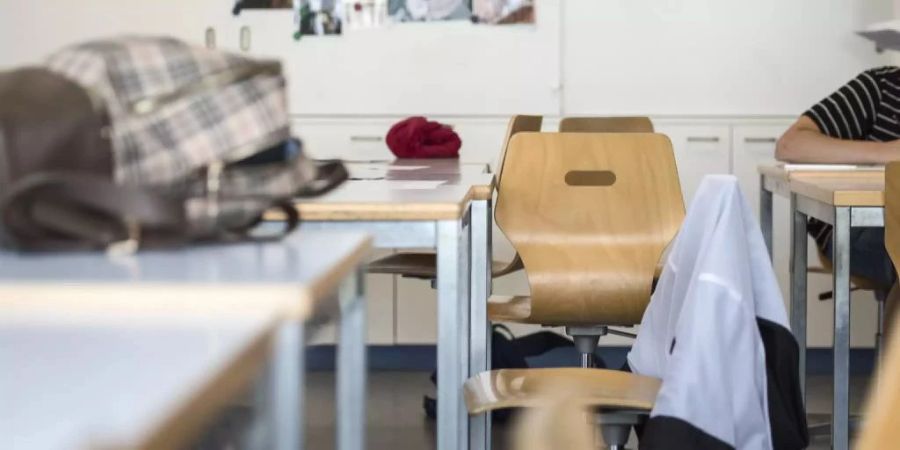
(310, 250, 396, 345)
(732, 123, 792, 298)
(292, 117, 509, 165)
(654, 123, 731, 207)
(733, 123, 878, 348)
(292, 118, 394, 161)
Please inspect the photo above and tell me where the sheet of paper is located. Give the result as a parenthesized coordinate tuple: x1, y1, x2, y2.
(386, 165, 429, 171)
(781, 163, 884, 172)
(352, 180, 446, 190)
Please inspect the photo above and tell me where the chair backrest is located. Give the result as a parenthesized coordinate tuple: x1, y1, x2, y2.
(513, 399, 593, 450)
(857, 327, 900, 449)
(496, 115, 543, 190)
(885, 162, 900, 275)
(857, 161, 900, 449)
(496, 132, 684, 326)
(558, 116, 654, 133)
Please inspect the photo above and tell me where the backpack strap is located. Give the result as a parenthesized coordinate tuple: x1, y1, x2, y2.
(1, 172, 300, 251)
(2, 172, 187, 250)
(296, 159, 350, 198)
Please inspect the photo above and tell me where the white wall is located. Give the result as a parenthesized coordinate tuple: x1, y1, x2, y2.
(1, 0, 893, 116)
(562, 0, 892, 116)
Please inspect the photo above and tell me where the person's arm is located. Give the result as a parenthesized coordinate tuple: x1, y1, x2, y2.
(775, 116, 900, 164)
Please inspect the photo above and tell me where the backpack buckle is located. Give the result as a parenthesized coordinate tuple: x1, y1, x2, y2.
(206, 161, 224, 222)
(106, 219, 141, 256)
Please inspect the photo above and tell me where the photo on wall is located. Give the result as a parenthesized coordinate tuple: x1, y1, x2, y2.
(472, 0, 533, 24)
(237, 0, 293, 8)
(298, 0, 343, 36)
(236, 0, 343, 35)
(388, 0, 472, 22)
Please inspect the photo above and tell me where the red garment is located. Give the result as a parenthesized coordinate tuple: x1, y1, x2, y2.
(385, 116, 461, 159)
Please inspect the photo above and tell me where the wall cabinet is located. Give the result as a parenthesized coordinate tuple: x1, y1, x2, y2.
(292, 117, 510, 166)
(654, 122, 731, 205)
(310, 250, 396, 345)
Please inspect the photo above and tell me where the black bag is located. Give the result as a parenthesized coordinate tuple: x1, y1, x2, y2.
(0, 38, 348, 251)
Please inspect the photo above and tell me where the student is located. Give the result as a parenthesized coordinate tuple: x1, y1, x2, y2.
(776, 66, 900, 321)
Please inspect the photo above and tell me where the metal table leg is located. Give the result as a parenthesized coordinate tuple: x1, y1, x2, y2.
(338, 268, 367, 450)
(760, 174, 774, 259)
(831, 207, 851, 450)
(269, 322, 305, 450)
(437, 217, 471, 450)
(789, 193, 808, 403)
(469, 199, 492, 450)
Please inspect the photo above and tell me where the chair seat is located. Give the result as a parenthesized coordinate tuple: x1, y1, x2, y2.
(808, 265, 884, 292)
(368, 252, 515, 279)
(463, 368, 661, 415)
(488, 295, 532, 322)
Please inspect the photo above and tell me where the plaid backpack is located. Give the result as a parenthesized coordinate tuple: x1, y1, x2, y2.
(0, 36, 345, 251)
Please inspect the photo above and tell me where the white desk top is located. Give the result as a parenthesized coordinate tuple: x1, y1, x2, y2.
(0, 231, 372, 320)
(0, 311, 277, 450)
(285, 160, 495, 221)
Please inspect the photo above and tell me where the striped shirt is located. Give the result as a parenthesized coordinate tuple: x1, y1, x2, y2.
(802, 66, 900, 249)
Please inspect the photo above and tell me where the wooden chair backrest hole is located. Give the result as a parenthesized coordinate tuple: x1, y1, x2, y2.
(564, 170, 617, 187)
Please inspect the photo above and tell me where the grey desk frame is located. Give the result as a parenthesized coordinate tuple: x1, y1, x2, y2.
(302, 198, 493, 450)
(267, 267, 368, 450)
(759, 173, 883, 450)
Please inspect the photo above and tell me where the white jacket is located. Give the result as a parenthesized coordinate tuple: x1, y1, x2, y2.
(628, 176, 806, 450)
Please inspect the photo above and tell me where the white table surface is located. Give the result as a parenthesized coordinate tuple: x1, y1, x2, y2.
(0, 311, 277, 450)
(0, 231, 372, 320)
(0, 231, 373, 450)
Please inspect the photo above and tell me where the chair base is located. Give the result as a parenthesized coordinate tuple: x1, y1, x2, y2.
(567, 326, 607, 368)
(566, 326, 638, 368)
(596, 409, 644, 449)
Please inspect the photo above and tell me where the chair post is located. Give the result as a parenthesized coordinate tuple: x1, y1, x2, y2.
(566, 326, 608, 368)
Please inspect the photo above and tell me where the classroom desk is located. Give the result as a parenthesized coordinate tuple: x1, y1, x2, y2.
(0, 231, 371, 450)
(758, 166, 885, 450)
(0, 310, 278, 450)
(270, 159, 495, 450)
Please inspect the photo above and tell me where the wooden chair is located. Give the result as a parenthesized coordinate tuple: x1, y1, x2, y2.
(367, 115, 542, 279)
(486, 131, 684, 365)
(558, 116, 654, 133)
(512, 397, 595, 450)
(809, 249, 890, 357)
(465, 132, 683, 448)
(856, 161, 900, 450)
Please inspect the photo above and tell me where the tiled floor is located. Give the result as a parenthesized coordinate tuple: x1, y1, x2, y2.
(301, 371, 872, 450)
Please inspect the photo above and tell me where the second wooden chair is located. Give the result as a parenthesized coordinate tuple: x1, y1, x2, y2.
(367, 114, 542, 279)
(465, 132, 684, 448)
(558, 116, 654, 133)
(856, 161, 900, 449)
(486, 131, 684, 366)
